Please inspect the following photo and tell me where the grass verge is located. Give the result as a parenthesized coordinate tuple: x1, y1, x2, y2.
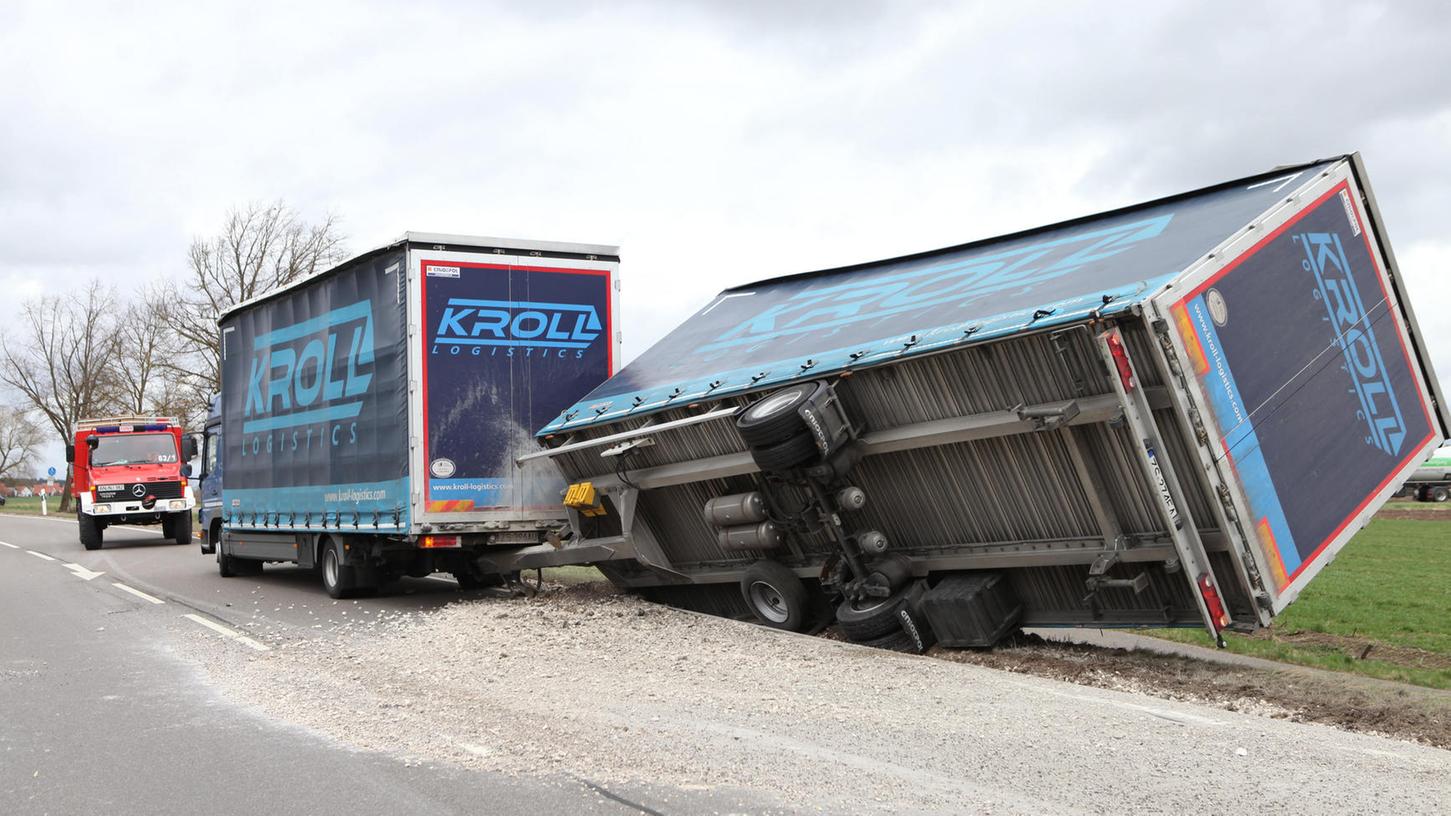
(0, 496, 70, 516)
(1144, 518, 1451, 689)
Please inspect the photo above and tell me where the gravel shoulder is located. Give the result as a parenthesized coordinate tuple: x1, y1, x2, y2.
(185, 584, 1451, 815)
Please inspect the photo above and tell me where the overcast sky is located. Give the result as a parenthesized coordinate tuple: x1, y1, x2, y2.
(2, 1, 1448, 470)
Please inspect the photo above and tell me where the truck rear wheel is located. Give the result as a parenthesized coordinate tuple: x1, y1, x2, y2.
(79, 513, 103, 551)
(739, 560, 810, 632)
(169, 512, 191, 545)
(1432, 486, 1449, 503)
(321, 538, 359, 599)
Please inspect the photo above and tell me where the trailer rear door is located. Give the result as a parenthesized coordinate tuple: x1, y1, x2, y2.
(1157, 162, 1444, 611)
(411, 250, 617, 525)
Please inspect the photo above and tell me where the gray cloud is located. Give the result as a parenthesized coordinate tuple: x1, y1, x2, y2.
(1, 0, 1448, 465)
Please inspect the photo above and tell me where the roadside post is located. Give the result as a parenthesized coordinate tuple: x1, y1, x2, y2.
(43, 467, 55, 516)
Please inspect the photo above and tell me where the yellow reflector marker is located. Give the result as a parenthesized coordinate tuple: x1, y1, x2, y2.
(564, 482, 607, 517)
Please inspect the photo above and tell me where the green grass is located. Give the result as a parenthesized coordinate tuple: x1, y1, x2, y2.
(1, 496, 71, 516)
(1145, 518, 1451, 688)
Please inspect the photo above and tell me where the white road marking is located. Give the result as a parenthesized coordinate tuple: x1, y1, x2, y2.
(0, 540, 18, 548)
(0, 513, 162, 533)
(63, 563, 106, 581)
(427, 574, 458, 583)
(112, 582, 165, 605)
(182, 613, 271, 651)
(26, 550, 56, 561)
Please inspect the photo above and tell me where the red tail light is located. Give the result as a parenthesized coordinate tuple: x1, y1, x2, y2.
(1106, 332, 1136, 392)
(1197, 573, 1230, 631)
(420, 534, 461, 549)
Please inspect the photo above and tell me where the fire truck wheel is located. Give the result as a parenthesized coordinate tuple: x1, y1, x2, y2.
(170, 512, 192, 546)
(78, 513, 102, 551)
(161, 516, 175, 539)
(321, 537, 359, 599)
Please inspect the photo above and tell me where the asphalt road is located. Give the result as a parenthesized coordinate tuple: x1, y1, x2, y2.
(0, 513, 761, 815)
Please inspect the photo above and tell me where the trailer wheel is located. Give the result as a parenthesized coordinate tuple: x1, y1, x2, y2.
(749, 432, 819, 472)
(1432, 486, 1449, 503)
(737, 383, 815, 447)
(740, 560, 810, 632)
(856, 620, 935, 654)
(78, 513, 102, 551)
(836, 580, 929, 642)
(320, 538, 358, 599)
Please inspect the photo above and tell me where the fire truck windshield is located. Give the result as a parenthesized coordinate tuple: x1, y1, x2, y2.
(90, 433, 179, 467)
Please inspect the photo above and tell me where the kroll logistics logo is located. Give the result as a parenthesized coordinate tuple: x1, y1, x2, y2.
(432, 298, 602, 359)
(1298, 230, 1406, 457)
(242, 300, 375, 455)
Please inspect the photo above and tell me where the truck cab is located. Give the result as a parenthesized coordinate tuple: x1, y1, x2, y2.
(198, 396, 224, 554)
(68, 417, 198, 551)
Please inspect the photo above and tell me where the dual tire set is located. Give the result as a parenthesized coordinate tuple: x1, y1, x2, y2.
(733, 383, 935, 653)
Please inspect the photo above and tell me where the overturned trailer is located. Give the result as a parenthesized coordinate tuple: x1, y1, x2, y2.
(521, 154, 1448, 650)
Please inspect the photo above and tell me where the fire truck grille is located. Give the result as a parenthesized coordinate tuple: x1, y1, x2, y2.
(97, 481, 184, 501)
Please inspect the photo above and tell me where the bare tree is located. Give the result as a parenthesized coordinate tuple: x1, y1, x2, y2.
(0, 408, 43, 479)
(114, 287, 171, 414)
(161, 202, 345, 419)
(0, 282, 123, 511)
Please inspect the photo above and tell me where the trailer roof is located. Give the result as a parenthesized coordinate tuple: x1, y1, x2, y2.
(219, 232, 620, 320)
(541, 157, 1346, 435)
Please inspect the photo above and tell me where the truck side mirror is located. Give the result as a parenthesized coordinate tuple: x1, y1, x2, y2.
(182, 463, 193, 478)
(65, 445, 74, 463)
(182, 434, 198, 461)
(87, 436, 99, 450)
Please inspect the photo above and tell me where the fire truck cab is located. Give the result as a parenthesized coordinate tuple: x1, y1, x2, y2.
(67, 417, 198, 551)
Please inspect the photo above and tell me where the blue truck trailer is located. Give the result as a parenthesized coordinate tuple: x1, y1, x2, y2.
(522, 153, 1448, 649)
(206, 232, 619, 597)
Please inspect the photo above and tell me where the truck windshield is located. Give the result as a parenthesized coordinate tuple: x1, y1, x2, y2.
(90, 433, 178, 467)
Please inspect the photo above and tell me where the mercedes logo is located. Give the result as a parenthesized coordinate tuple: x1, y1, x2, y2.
(131, 484, 147, 498)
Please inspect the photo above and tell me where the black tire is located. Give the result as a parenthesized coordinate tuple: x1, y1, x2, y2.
(739, 560, 810, 632)
(737, 383, 817, 447)
(218, 553, 262, 577)
(857, 618, 936, 653)
(79, 512, 102, 551)
(836, 580, 929, 642)
(1432, 486, 1450, 503)
(320, 537, 358, 599)
(161, 516, 175, 540)
(749, 431, 819, 472)
(170, 512, 191, 546)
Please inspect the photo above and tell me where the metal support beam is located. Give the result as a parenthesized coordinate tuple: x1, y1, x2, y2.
(1095, 325, 1227, 643)
(582, 388, 1171, 492)
(1058, 425, 1123, 549)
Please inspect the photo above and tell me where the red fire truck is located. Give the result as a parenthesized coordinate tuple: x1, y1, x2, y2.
(67, 417, 198, 550)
